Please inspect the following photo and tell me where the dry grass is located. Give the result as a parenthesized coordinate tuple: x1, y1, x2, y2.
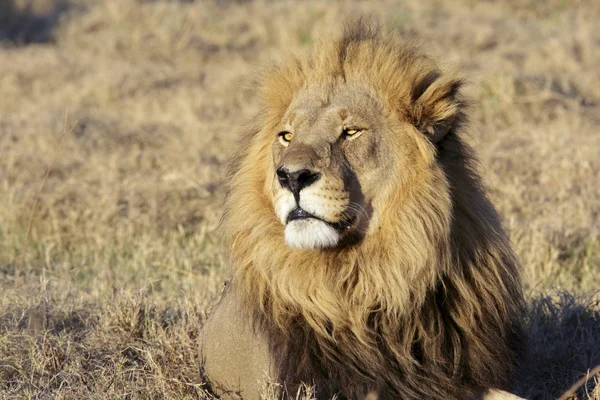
(0, 0, 599, 399)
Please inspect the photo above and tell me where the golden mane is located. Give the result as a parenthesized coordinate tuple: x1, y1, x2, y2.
(220, 19, 525, 398)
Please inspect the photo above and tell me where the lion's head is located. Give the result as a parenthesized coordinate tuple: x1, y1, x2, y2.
(267, 34, 463, 251)
(218, 19, 524, 398)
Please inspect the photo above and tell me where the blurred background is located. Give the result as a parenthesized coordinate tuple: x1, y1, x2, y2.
(0, 0, 599, 399)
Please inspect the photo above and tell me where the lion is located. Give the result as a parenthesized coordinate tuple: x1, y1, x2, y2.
(200, 19, 527, 400)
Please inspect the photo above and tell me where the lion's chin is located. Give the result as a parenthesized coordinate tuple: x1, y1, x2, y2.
(284, 218, 340, 250)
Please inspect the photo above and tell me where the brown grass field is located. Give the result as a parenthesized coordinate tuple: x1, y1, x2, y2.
(0, 0, 599, 399)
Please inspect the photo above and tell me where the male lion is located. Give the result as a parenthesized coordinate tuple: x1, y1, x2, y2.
(200, 20, 526, 400)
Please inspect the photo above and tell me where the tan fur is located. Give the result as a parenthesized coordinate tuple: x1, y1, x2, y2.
(202, 19, 526, 399)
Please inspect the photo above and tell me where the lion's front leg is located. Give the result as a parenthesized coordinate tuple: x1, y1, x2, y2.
(200, 282, 275, 399)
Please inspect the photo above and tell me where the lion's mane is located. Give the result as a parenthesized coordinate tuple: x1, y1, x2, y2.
(220, 20, 525, 399)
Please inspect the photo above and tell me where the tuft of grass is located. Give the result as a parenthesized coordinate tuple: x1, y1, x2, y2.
(0, 289, 212, 398)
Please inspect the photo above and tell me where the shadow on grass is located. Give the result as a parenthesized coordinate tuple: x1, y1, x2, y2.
(0, 0, 69, 44)
(517, 292, 600, 400)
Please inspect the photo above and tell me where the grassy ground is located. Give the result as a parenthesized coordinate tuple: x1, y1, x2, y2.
(0, 0, 599, 399)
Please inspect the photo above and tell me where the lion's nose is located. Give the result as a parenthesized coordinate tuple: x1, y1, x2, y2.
(276, 167, 321, 198)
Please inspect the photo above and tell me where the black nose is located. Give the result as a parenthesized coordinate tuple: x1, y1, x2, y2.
(276, 167, 321, 198)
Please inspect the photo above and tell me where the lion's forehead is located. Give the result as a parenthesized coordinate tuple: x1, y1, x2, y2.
(284, 84, 386, 131)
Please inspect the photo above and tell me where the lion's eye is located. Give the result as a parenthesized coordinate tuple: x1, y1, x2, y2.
(278, 131, 293, 147)
(343, 128, 364, 140)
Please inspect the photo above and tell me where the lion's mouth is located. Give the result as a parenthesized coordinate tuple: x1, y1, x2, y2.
(287, 207, 355, 230)
(286, 208, 314, 222)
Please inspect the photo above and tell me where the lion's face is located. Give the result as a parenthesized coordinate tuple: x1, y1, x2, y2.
(271, 84, 407, 250)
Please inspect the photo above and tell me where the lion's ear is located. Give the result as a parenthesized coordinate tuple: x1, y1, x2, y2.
(410, 71, 465, 143)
